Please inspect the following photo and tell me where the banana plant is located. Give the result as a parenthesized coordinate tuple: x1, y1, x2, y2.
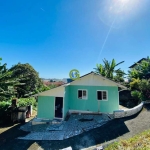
(94, 58, 125, 80)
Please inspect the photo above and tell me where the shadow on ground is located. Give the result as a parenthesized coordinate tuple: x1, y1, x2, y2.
(143, 103, 150, 111)
(1, 110, 145, 150)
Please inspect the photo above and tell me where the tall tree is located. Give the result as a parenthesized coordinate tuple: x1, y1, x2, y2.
(10, 63, 48, 98)
(94, 58, 125, 80)
(113, 69, 126, 82)
(0, 58, 20, 101)
(128, 56, 150, 80)
(128, 56, 150, 101)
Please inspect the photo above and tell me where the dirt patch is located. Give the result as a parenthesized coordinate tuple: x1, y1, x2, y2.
(0, 104, 150, 150)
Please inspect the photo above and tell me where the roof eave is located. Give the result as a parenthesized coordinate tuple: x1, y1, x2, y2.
(93, 73, 127, 89)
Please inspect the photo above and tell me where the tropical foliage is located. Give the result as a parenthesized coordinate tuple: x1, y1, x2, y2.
(129, 57, 150, 102)
(131, 79, 150, 101)
(128, 56, 150, 79)
(94, 58, 125, 82)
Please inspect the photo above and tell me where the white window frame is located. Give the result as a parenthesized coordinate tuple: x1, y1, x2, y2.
(97, 90, 108, 101)
(77, 89, 88, 100)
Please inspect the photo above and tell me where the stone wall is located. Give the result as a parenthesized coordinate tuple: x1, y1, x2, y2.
(113, 102, 144, 118)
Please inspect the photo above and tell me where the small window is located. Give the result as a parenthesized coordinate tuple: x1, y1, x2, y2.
(97, 91, 107, 100)
(78, 90, 87, 99)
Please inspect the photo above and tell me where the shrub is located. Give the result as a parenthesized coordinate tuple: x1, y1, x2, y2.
(130, 78, 140, 90)
(33, 101, 37, 111)
(0, 101, 11, 124)
(17, 97, 35, 107)
(131, 91, 141, 100)
(17, 100, 27, 107)
(131, 90, 145, 103)
(0, 101, 11, 111)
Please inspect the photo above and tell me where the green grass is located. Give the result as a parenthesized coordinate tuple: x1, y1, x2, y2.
(105, 129, 150, 150)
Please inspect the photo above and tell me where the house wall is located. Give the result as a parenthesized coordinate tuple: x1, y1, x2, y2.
(66, 85, 119, 113)
(64, 86, 70, 118)
(38, 86, 64, 97)
(37, 73, 122, 119)
(37, 96, 55, 119)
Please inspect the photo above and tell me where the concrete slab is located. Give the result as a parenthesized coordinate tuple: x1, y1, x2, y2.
(19, 114, 111, 141)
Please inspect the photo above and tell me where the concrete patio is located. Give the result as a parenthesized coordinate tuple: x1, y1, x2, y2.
(18, 113, 112, 140)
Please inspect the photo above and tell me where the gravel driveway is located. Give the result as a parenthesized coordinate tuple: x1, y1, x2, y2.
(0, 104, 150, 150)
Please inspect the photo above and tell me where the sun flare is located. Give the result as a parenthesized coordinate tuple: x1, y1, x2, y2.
(120, 0, 130, 4)
(98, 0, 143, 28)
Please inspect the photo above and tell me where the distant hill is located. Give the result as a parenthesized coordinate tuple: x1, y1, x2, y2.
(41, 78, 62, 82)
(41, 78, 73, 83)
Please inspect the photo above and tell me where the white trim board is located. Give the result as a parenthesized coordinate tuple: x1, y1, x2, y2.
(69, 109, 102, 114)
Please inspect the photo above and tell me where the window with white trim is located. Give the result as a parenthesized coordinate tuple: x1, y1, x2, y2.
(97, 91, 108, 100)
(78, 90, 87, 99)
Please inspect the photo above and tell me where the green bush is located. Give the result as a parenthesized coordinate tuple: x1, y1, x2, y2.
(33, 101, 37, 111)
(17, 97, 35, 107)
(17, 100, 27, 107)
(131, 90, 145, 103)
(0, 101, 11, 124)
(131, 91, 140, 100)
(0, 101, 11, 111)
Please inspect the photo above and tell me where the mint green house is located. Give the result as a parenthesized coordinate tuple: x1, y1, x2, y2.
(37, 72, 126, 120)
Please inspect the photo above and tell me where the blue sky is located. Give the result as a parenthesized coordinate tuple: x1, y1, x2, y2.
(0, 0, 150, 78)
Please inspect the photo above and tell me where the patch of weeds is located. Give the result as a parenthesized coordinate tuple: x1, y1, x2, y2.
(105, 129, 150, 150)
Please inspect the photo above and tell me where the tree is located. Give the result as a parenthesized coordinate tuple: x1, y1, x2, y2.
(129, 56, 150, 101)
(113, 69, 126, 82)
(10, 63, 48, 98)
(131, 79, 150, 102)
(94, 58, 125, 81)
(130, 78, 141, 90)
(128, 56, 150, 80)
(0, 58, 20, 101)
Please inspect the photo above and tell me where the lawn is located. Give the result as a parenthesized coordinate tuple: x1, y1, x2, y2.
(105, 129, 150, 150)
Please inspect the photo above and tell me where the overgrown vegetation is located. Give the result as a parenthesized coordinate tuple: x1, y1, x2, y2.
(105, 129, 150, 150)
(10, 63, 50, 97)
(17, 97, 35, 107)
(0, 101, 11, 124)
(94, 58, 125, 82)
(129, 57, 150, 102)
(0, 58, 50, 101)
(0, 57, 49, 123)
(0, 58, 21, 101)
(95, 57, 150, 104)
(0, 97, 37, 124)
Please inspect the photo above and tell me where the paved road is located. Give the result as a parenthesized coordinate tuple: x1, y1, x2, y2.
(0, 104, 150, 150)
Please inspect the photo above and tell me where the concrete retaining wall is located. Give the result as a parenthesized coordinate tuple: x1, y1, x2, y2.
(114, 102, 144, 118)
(144, 100, 150, 104)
